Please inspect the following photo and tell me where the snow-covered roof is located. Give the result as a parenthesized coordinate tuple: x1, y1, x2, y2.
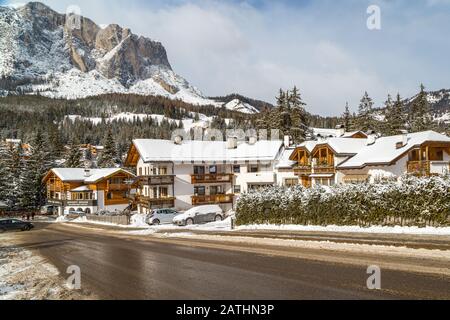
(0, 201, 8, 208)
(49, 168, 134, 183)
(338, 131, 450, 169)
(71, 186, 91, 192)
(296, 140, 321, 153)
(275, 147, 297, 169)
(318, 138, 368, 156)
(133, 139, 284, 163)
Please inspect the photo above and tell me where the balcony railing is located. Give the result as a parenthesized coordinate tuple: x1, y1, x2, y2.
(407, 161, 450, 176)
(407, 161, 430, 176)
(191, 173, 234, 184)
(107, 184, 131, 191)
(294, 165, 312, 176)
(139, 175, 175, 186)
(137, 196, 176, 209)
(191, 194, 234, 206)
(313, 164, 336, 174)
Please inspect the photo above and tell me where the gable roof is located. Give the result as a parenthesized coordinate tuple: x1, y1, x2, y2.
(338, 131, 450, 169)
(131, 139, 284, 163)
(312, 138, 368, 156)
(44, 168, 135, 183)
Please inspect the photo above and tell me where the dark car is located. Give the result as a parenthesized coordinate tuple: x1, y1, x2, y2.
(0, 219, 34, 233)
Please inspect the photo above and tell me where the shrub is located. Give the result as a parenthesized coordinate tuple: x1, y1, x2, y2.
(235, 175, 450, 227)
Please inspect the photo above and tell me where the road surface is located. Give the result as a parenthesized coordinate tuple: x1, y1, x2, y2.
(3, 222, 450, 300)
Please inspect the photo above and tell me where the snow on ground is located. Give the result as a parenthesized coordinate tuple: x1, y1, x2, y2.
(236, 224, 450, 236)
(0, 238, 94, 300)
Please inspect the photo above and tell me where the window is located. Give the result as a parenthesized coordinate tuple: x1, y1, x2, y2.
(233, 185, 241, 194)
(436, 150, 444, 161)
(248, 165, 259, 173)
(85, 208, 91, 214)
(233, 165, 241, 173)
(194, 166, 205, 175)
(210, 186, 223, 195)
(139, 167, 143, 176)
(285, 179, 299, 187)
(160, 187, 168, 198)
(107, 192, 112, 200)
(194, 186, 206, 196)
(209, 166, 217, 174)
(159, 167, 168, 175)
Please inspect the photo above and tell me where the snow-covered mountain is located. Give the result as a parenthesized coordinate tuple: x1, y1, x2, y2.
(224, 99, 260, 114)
(0, 2, 219, 106)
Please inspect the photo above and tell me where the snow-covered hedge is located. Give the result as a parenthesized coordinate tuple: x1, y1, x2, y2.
(236, 175, 450, 227)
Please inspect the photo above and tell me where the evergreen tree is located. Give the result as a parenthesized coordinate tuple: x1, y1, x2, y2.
(0, 143, 10, 203)
(355, 92, 375, 132)
(342, 102, 351, 131)
(98, 130, 117, 168)
(411, 84, 433, 132)
(385, 94, 406, 136)
(66, 141, 82, 168)
(19, 130, 52, 209)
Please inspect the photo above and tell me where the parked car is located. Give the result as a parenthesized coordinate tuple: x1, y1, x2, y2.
(173, 205, 224, 226)
(0, 219, 34, 233)
(147, 208, 180, 225)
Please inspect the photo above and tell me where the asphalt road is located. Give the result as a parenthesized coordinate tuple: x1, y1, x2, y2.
(4, 222, 450, 300)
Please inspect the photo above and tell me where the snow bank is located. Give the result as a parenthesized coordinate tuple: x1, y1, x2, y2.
(237, 224, 450, 236)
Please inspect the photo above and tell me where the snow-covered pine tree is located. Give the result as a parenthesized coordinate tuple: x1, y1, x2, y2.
(5, 144, 25, 209)
(288, 86, 309, 143)
(411, 84, 433, 132)
(0, 143, 11, 204)
(355, 92, 375, 132)
(66, 141, 82, 168)
(98, 130, 117, 168)
(384, 94, 406, 136)
(342, 102, 351, 131)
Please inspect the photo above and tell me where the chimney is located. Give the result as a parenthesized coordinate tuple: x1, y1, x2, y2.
(227, 137, 238, 149)
(335, 125, 345, 137)
(173, 135, 183, 145)
(284, 135, 292, 148)
(396, 131, 408, 149)
(84, 169, 91, 177)
(248, 136, 257, 145)
(366, 135, 377, 146)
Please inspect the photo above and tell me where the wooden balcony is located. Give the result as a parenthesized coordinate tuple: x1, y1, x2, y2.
(137, 196, 176, 209)
(191, 173, 234, 184)
(313, 164, 336, 174)
(191, 194, 234, 206)
(294, 165, 312, 176)
(139, 175, 175, 186)
(407, 161, 430, 176)
(107, 183, 131, 191)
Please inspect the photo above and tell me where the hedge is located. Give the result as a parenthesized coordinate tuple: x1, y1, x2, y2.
(235, 175, 450, 227)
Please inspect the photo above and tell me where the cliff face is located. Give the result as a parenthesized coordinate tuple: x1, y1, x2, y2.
(0, 2, 213, 105)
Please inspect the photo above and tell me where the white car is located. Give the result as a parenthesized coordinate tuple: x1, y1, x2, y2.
(147, 208, 180, 225)
(173, 205, 224, 226)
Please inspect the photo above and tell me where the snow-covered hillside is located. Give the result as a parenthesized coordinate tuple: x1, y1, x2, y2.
(64, 112, 234, 131)
(224, 99, 259, 114)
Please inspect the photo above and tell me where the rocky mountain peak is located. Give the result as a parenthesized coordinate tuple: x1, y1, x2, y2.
(0, 1, 215, 105)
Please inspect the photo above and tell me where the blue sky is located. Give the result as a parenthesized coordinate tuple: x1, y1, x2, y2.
(3, 0, 450, 115)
